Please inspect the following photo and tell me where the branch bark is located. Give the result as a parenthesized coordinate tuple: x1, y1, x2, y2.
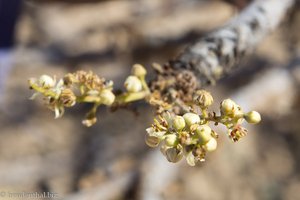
(169, 0, 294, 87)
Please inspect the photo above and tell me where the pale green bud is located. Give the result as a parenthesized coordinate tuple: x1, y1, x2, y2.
(172, 115, 186, 131)
(39, 75, 55, 88)
(193, 90, 213, 108)
(196, 125, 212, 144)
(165, 134, 178, 147)
(124, 75, 143, 92)
(183, 113, 200, 126)
(99, 89, 115, 106)
(244, 111, 261, 124)
(220, 99, 237, 116)
(204, 138, 217, 152)
(132, 64, 147, 77)
(165, 147, 183, 163)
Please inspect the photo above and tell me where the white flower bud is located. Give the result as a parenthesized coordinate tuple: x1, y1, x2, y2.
(172, 115, 186, 131)
(100, 89, 115, 106)
(165, 147, 183, 163)
(124, 75, 143, 92)
(204, 138, 217, 152)
(132, 64, 147, 77)
(220, 99, 238, 116)
(39, 75, 55, 88)
(196, 125, 212, 144)
(183, 113, 200, 126)
(244, 111, 261, 124)
(193, 90, 213, 108)
(165, 134, 178, 147)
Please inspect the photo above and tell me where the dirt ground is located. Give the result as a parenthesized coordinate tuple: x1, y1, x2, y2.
(0, 0, 300, 199)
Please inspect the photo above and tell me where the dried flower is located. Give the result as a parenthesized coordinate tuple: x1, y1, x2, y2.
(186, 151, 196, 166)
(145, 127, 165, 147)
(60, 88, 76, 107)
(165, 146, 183, 163)
(193, 90, 213, 108)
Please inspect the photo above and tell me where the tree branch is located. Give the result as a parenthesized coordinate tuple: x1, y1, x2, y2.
(169, 0, 294, 87)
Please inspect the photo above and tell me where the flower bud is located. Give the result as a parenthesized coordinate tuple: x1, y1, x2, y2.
(165, 147, 183, 163)
(220, 99, 237, 116)
(39, 75, 55, 88)
(193, 90, 213, 108)
(100, 89, 115, 106)
(244, 111, 261, 124)
(165, 134, 178, 147)
(172, 115, 186, 131)
(204, 138, 217, 152)
(132, 64, 147, 77)
(60, 88, 76, 107)
(124, 75, 143, 92)
(183, 113, 200, 126)
(195, 125, 212, 144)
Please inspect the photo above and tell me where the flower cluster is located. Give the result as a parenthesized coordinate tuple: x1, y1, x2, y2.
(29, 71, 115, 126)
(28, 65, 150, 127)
(146, 112, 218, 166)
(28, 65, 261, 166)
(145, 90, 261, 166)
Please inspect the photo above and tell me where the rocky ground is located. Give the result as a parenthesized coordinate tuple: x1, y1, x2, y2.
(0, 0, 300, 199)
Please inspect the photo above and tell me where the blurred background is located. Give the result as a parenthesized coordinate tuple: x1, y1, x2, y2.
(0, 0, 300, 199)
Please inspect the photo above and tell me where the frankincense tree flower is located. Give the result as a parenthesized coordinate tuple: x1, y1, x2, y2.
(29, 64, 261, 166)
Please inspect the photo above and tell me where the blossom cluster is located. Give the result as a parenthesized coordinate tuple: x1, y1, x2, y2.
(145, 90, 261, 165)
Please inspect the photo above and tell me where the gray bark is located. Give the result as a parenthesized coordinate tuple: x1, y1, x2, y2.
(170, 0, 295, 87)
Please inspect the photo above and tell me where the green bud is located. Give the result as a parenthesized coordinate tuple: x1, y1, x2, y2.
(99, 89, 115, 105)
(195, 125, 212, 144)
(204, 138, 217, 152)
(124, 75, 143, 92)
(39, 75, 55, 88)
(244, 111, 261, 124)
(220, 99, 238, 116)
(132, 64, 147, 77)
(172, 115, 186, 131)
(165, 134, 178, 147)
(165, 147, 183, 163)
(183, 113, 200, 126)
(193, 90, 213, 108)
